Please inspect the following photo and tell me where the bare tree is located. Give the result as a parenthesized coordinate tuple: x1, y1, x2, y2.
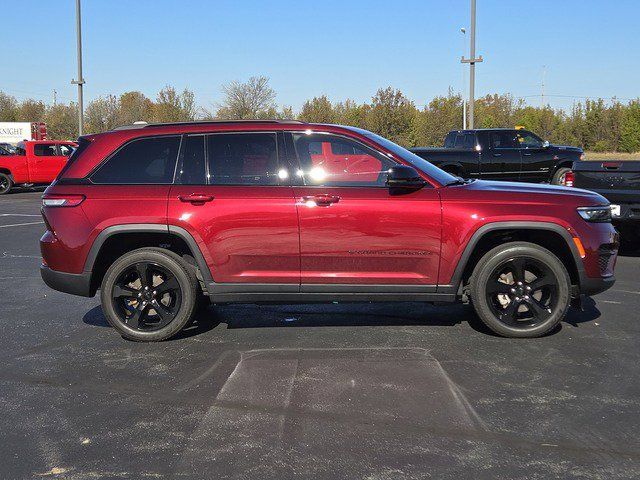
(216, 76, 276, 119)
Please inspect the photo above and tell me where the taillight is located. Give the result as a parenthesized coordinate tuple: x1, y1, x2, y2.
(42, 194, 85, 207)
(563, 171, 574, 187)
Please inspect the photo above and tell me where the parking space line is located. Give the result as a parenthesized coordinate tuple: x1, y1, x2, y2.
(0, 214, 42, 217)
(0, 221, 44, 229)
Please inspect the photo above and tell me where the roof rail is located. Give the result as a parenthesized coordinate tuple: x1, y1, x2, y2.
(111, 119, 306, 131)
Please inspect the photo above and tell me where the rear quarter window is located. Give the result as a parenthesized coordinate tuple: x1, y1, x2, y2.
(91, 136, 181, 184)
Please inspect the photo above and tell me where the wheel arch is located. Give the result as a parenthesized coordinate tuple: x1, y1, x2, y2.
(440, 222, 585, 296)
(85, 224, 213, 295)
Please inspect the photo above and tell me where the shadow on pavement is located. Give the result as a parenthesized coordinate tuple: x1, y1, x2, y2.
(81, 298, 603, 341)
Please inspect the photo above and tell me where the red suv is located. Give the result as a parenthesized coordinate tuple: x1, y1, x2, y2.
(40, 121, 618, 341)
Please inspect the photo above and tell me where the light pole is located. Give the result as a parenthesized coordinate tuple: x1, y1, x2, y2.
(71, 0, 85, 135)
(460, 28, 466, 130)
(461, 0, 483, 129)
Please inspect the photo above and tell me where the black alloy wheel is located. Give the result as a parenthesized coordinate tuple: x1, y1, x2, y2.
(485, 257, 558, 329)
(112, 262, 182, 331)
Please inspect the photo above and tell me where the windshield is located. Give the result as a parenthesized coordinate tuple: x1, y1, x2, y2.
(343, 126, 457, 186)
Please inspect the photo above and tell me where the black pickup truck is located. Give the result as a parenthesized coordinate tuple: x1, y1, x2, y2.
(410, 128, 584, 184)
(570, 160, 640, 239)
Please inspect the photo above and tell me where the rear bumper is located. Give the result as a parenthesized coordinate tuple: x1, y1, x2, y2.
(40, 265, 93, 297)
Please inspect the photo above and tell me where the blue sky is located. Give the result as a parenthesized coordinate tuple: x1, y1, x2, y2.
(3, 0, 639, 112)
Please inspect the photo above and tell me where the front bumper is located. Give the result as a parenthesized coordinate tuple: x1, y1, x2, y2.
(580, 275, 616, 296)
(40, 265, 93, 297)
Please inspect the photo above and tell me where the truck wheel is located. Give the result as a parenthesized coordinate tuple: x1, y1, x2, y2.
(0, 173, 13, 195)
(552, 167, 571, 185)
(100, 247, 199, 342)
(469, 242, 571, 338)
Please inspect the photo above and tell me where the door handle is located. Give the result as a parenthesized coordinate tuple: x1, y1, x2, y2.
(522, 152, 532, 156)
(492, 153, 502, 157)
(178, 193, 214, 204)
(301, 195, 341, 206)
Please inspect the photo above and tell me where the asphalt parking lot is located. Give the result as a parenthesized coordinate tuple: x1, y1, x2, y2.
(1, 190, 639, 480)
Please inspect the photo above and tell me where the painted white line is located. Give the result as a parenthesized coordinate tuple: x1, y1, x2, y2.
(601, 300, 622, 305)
(0, 214, 41, 217)
(612, 289, 640, 296)
(0, 221, 44, 228)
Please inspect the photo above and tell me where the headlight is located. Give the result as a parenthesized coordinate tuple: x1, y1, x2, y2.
(577, 206, 612, 223)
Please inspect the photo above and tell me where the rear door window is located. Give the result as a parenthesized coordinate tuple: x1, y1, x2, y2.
(207, 133, 280, 185)
(91, 136, 181, 184)
(177, 135, 207, 185)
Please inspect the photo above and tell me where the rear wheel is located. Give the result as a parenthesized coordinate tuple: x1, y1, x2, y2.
(100, 248, 199, 341)
(0, 173, 13, 195)
(469, 242, 571, 338)
(551, 167, 571, 185)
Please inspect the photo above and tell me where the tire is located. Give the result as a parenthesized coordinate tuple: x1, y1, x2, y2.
(469, 242, 571, 338)
(100, 247, 200, 341)
(551, 167, 571, 185)
(0, 173, 13, 195)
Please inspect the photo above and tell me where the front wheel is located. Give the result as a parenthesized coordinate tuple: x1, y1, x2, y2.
(0, 173, 13, 195)
(469, 242, 571, 338)
(100, 248, 199, 341)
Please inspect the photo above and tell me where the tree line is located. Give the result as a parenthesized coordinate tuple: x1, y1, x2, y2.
(1, 76, 639, 152)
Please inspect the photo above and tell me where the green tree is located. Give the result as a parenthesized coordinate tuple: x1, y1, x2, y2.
(153, 86, 197, 123)
(16, 99, 47, 122)
(366, 87, 416, 146)
(0, 92, 19, 121)
(620, 100, 640, 153)
(85, 95, 119, 133)
(44, 103, 78, 140)
(299, 95, 336, 123)
(117, 91, 154, 125)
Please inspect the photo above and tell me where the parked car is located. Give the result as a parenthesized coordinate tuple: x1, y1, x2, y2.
(0, 140, 77, 194)
(40, 121, 617, 341)
(0, 142, 16, 154)
(410, 128, 584, 184)
(566, 160, 640, 241)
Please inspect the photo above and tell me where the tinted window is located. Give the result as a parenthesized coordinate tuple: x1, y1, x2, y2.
(444, 132, 456, 148)
(91, 136, 180, 184)
(34, 144, 58, 156)
(177, 135, 206, 184)
(292, 133, 394, 187)
(517, 131, 544, 149)
(207, 133, 279, 185)
(489, 131, 518, 149)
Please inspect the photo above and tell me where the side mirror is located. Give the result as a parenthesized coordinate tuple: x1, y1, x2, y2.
(386, 165, 426, 190)
(543, 140, 550, 148)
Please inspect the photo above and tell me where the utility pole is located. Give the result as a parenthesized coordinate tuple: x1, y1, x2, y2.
(541, 65, 546, 107)
(71, 0, 85, 135)
(461, 0, 483, 129)
(461, 28, 467, 130)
